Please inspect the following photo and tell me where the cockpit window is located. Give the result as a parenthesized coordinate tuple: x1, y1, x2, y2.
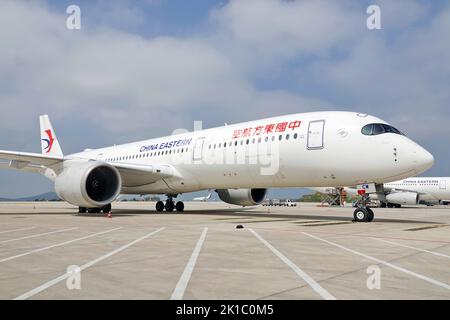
(361, 123, 403, 136)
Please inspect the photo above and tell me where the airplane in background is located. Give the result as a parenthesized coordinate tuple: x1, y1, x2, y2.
(193, 192, 212, 202)
(0, 112, 434, 222)
(310, 177, 450, 208)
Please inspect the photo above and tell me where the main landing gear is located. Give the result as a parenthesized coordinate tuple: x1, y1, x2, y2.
(156, 195, 184, 213)
(353, 194, 374, 222)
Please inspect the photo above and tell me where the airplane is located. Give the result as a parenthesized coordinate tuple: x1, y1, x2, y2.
(310, 177, 450, 208)
(193, 192, 212, 202)
(0, 112, 434, 222)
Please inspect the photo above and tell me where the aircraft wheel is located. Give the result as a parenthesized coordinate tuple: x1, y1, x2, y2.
(156, 201, 165, 212)
(387, 203, 394, 208)
(395, 204, 402, 208)
(366, 208, 374, 222)
(88, 208, 101, 214)
(380, 202, 387, 208)
(102, 204, 112, 213)
(175, 201, 184, 212)
(78, 207, 87, 213)
(353, 208, 369, 222)
(165, 201, 175, 212)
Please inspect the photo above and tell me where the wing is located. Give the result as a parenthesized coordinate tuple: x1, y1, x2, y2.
(111, 162, 183, 187)
(0, 150, 181, 187)
(0, 161, 47, 174)
(0, 150, 63, 167)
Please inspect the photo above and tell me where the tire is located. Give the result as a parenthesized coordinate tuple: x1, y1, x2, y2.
(387, 203, 394, 208)
(353, 208, 368, 222)
(78, 207, 87, 213)
(102, 204, 112, 213)
(88, 208, 101, 214)
(155, 201, 165, 212)
(175, 201, 184, 212)
(366, 208, 374, 222)
(380, 202, 387, 208)
(395, 204, 402, 208)
(165, 201, 175, 212)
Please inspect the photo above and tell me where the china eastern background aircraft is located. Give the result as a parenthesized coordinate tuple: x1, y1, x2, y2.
(0, 112, 434, 222)
(310, 177, 450, 208)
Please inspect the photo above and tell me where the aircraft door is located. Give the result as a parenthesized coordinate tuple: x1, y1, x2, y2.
(307, 120, 325, 150)
(440, 180, 446, 190)
(193, 137, 205, 161)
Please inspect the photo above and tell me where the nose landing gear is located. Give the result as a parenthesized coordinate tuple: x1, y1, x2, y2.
(353, 194, 375, 222)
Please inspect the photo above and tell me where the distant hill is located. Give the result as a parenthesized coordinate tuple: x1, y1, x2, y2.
(0, 192, 61, 202)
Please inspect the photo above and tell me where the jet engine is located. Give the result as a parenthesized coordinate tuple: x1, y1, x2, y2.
(216, 188, 267, 206)
(385, 192, 419, 205)
(55, 160, 122, 208)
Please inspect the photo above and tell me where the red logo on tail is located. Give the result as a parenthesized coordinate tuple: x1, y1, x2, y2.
(42, 129, 55, 153)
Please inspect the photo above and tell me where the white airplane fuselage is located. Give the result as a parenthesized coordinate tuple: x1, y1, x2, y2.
(66, 111, 433, 195)
(385, 177, 450, 202)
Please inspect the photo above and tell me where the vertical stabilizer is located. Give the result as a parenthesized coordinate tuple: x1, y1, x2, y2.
(39, 115, 63, 156)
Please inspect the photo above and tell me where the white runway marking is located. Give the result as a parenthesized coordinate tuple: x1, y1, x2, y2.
(249, 228, 336, 300)
(370, 237, 450, 260)
(0, 228, 122, 263)
(14, 227, 165, 300)
(171, 227, 208, 300)
(303, 232, 450, 291)
(0, 228, 78, 244)
(0, 227, 36, 235)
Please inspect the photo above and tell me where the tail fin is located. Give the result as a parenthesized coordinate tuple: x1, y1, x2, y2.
(40, 115, 63, 157)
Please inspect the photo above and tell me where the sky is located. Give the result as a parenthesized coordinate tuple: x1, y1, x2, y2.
(0, 0, 449, 199)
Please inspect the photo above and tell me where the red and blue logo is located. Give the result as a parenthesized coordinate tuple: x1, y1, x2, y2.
(42, 129, 55, 153)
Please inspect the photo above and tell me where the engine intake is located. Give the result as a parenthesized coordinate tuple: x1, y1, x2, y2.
(55, 160, 121, 208)
(216, 188, 267, 206)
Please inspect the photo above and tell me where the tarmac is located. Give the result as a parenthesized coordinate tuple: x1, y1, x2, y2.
(0, 201, 449, 300)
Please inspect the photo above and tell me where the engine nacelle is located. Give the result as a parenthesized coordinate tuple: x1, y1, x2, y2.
(386, 192, 419, 205)
(55, 160, 122, 208)
(216, 188, 267, 206)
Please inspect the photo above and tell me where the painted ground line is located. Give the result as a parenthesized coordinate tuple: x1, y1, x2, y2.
(249, 228, 336, 300)
(171, 227, 208, 300)
(303, 232, 450, 291)
(0, 228, 78, 244)
(0, 228, 122, 263)
(14, 227, 165, 300)
(370, 237, 450, 259)
(0, 227, 36, 235)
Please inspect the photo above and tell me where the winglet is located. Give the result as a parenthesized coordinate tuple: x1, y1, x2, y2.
(39, 115, 63, 157)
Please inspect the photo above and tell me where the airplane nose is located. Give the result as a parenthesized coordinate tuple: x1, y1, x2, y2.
(413, 146, 434, 174)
